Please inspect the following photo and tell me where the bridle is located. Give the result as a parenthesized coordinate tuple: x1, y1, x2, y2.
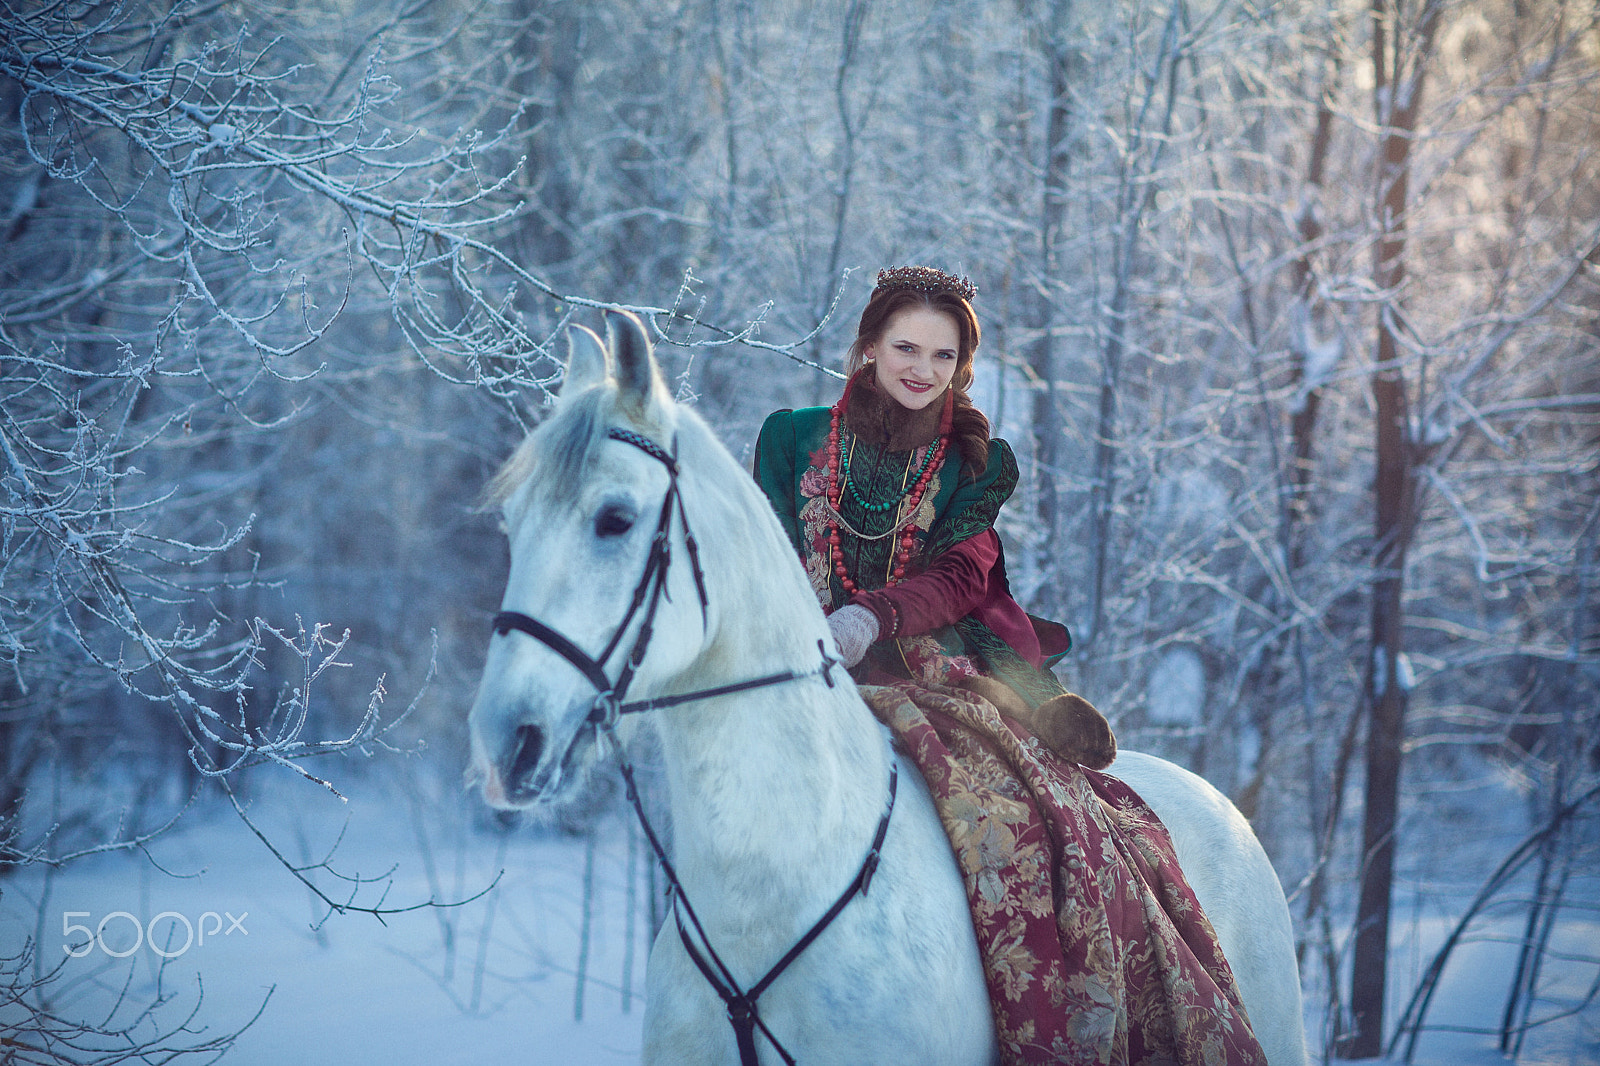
(490, 426, 898, 1066)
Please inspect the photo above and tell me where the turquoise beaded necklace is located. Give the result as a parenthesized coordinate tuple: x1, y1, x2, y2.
(841, 433, 941, 514)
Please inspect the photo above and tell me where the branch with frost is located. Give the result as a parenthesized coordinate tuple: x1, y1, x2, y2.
(0, 388, 428, 872)
(1419, 228, 1600, 440)
(218, 775, 502, 928)
(0, 785, 202, 872)
(0, 1, 863, 898)
(0, 0, 846, 822)
(182, 620, 434, 794)
(0, 2, 840, 400)
(0, 940, 267, 1065)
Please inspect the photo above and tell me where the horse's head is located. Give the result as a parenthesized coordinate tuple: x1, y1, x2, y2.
(467, 312, 711, 810)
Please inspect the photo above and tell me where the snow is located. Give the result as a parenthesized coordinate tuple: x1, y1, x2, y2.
(1290, 299, 1345, 413)
(1, 775, 648, 1064)
(1373, 647, 1418, 697)
(1360, 871, 1600, 1066)
(3, 766, 1595, 1065)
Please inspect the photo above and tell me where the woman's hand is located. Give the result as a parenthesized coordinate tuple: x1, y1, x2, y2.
(827, 604, 879, 668)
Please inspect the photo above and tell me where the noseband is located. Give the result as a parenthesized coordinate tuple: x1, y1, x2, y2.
(489, 426, 896, 1066)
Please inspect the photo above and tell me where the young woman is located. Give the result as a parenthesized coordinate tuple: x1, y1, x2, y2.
(752, 267, 1268, 1066)
(752, 266, 1115, 765)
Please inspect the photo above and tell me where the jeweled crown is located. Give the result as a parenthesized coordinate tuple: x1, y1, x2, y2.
(872, 265, 977, 303)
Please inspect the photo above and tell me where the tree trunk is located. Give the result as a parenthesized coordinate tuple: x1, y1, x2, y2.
(1032, 0, 1074, 605)
(806, 0, 871, 397)
(1341, 0, 1441, 1056)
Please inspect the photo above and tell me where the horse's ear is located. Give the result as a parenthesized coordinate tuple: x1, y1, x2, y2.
(606, 310, 670, 420)
(561, 324, 612, 397)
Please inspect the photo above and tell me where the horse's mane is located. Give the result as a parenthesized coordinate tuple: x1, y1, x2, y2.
(483, 386, 612, 512)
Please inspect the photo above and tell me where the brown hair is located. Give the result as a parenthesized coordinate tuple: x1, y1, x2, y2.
(845, 286, 990, 478)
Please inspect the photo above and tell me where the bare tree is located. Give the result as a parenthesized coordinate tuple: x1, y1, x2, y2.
(1341, 0, 1447, 1053)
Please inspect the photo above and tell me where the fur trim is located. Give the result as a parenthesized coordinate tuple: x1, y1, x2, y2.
(957, 676, 1118, 770)
(842, 367, 945, 451)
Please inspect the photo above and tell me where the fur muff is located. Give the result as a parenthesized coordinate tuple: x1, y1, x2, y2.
(958, 675, 1117, 770)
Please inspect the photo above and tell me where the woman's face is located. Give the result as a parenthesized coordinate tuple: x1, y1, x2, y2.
(865, 306, 960, 411)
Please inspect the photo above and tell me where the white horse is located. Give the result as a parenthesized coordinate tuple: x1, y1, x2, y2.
(468, 312, 1308, 1066)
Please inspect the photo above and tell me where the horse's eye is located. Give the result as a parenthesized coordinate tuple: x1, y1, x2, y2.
(595, 505, 635, 538)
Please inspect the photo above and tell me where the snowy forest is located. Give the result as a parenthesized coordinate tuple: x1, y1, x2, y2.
(1, 0, 1597, 1062)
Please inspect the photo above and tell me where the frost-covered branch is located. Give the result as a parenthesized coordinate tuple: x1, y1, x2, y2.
(0, 939, 266, 1064)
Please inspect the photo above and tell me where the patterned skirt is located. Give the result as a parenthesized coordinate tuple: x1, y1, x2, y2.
(861, 682, 1268, 1066)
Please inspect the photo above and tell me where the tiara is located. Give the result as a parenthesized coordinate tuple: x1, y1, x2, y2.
(872, 265, 977, 303)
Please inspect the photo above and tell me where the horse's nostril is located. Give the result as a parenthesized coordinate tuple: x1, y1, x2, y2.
(508, 723, 544, 787)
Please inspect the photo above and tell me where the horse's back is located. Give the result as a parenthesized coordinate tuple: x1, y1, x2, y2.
(1108, 750, 1309, 1066)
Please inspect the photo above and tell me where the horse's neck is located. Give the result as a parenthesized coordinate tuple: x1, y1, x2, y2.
(650, 463, 890, 923)
(654, 671, 887, 921)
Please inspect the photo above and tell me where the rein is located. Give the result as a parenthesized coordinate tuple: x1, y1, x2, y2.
(617, 755, 897, 1066)
(491, 426, 897, 1066)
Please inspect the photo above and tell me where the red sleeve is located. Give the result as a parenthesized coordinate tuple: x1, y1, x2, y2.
(850, 531, 999, 639)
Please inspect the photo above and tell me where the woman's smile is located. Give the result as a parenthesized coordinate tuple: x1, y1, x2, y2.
(867, 306, 960, 411)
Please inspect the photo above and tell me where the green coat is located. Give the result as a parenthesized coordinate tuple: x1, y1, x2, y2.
(754, 406, 1067, 707)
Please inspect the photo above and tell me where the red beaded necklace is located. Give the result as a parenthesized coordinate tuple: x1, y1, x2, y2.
(824, 401, 948, 597)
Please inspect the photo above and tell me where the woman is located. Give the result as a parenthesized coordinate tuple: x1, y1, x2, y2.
(752, 265, 1114, 765)
(753, 267, 1267, 1066)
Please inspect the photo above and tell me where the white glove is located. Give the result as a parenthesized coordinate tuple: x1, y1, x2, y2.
(827, 604, 880, 668)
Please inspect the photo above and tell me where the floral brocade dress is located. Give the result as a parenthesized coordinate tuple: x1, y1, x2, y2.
(752, 382, 1269, 1066)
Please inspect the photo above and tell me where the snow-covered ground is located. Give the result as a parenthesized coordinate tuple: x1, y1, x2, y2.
(2, 773, 648, 1063)
(2, 765, 1595, 1065)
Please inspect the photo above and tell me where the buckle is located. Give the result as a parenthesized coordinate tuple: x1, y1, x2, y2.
(588, 692, 621, 730)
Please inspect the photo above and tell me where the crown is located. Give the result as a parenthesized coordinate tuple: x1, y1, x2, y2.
(872, 265, 977, 303)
